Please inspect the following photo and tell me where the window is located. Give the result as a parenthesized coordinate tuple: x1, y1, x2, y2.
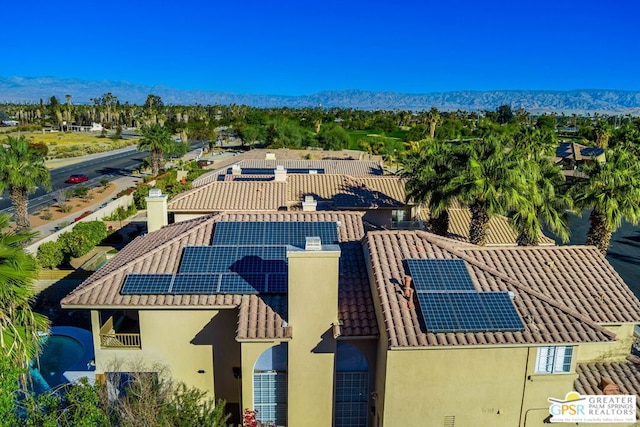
(334, 342, 369, 427)
(254, 344, 287, 426)
(535, 346, 573, 374)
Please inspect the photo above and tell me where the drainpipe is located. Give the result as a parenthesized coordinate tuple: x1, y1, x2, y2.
(518, 347, 530, 426)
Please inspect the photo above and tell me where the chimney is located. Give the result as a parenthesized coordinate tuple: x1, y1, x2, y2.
(302, 195, 317, 212)
(145, 188, 168, 233)
(274, 165, 287, 182)
(231, 164, 242, 175)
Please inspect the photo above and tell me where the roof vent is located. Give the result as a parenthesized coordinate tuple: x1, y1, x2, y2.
(309, 169, 318, 174)
(305, 236, 322, 251)
(148, 188, 162, 197)
(265, 152, 276, 160)
(508, 291, 516, 300)
(231, 164, 242, 175)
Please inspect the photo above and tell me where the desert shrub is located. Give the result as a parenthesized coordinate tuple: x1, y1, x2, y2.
(58, 203, 72, 213)
(39, 210, 53, 220)
(74, 186, 89, 198)
(37, 240, 65, 269)
(100, 178, 110, 187)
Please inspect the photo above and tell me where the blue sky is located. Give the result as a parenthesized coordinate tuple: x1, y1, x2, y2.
(2, 0, 639, 95)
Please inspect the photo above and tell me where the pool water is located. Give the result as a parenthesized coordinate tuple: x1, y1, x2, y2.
(32, 336, 84, 390)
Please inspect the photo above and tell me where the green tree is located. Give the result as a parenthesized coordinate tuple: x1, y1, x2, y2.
(426, 107, 442, 139)
(138, 124, 175, 176)
(0, 136, 52, 229)
(37, 241, 65, 269)
(594, 120, 613, 148)
(569, 149, 640, 254)
(495, 105, 514, 125)
(0, 213, 49, 367)
(445, 136, 525, 245)
(509, 157, 572, 245)
(317, 125, 349, 150)
(402, 140, 462, 235)
(535, 114, 556, 132)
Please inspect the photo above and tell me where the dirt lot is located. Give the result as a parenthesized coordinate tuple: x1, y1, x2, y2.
(28, 184, 119, 229)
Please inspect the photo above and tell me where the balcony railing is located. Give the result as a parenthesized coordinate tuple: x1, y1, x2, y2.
(100, 333, 141, 348)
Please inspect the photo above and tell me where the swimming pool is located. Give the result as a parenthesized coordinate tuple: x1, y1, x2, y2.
(30, 326, 95, 392)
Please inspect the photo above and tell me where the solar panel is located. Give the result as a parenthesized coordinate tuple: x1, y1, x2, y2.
(407, 259, 476, 292)
(179, 246, 288, 274)
(219, 274, 264, 293)
(212, 221, 338, 247)
(171, 274, 221, 294)
(121, 274, 174, 294)
(179, 247, 217, 273)
(416, 292, 524, 333)
(266, 273, 288, 293)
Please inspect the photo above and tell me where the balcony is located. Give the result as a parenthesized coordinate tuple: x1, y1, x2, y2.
(99, 311, 141, 349)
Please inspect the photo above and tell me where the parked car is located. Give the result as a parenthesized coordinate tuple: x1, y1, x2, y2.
(66, 174, 89, 184)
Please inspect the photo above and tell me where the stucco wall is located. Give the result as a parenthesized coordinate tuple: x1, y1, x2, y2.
(91, 308, 240, 398)
(576, 324, 635, 363)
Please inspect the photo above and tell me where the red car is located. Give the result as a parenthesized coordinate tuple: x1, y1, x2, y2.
(66, 174, 89, 184)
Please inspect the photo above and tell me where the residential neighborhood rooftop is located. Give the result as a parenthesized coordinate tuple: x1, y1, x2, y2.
(365, 230, 640, 348)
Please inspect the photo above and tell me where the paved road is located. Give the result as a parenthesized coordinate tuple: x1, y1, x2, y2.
(0, 142, 205, 214)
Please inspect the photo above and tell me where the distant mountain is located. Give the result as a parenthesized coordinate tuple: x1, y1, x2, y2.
(1, 76, 640, 114)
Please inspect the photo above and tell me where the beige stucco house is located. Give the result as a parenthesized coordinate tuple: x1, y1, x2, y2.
(61, 156, 640, 426)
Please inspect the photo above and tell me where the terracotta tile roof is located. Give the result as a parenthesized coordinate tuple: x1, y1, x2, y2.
(193, 158, 383, 187)
(288, 175, 405, 208)
(237, 295, 291, 340)
(576, 361, 640, 416)
(365, 230, 628, 348)
(172, 174, 407, 212)
(168, 181, 288, 211)
(62, 211, 377, 339)
(423, 202, 556, 246)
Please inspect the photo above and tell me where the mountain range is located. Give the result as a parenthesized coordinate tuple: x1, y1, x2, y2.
(1, 76, 640, 114)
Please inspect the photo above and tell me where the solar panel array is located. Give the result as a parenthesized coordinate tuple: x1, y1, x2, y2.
(212, 221, 338, 247)
(406, 259, 525, 333)
(120, 221, 339, 296)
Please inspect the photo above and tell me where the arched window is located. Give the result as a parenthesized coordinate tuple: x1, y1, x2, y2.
(335, 342, 369, 427)
(253, 343, 287, 426)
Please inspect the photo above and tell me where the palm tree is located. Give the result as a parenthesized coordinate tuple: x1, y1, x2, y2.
(0, 213, 49, 367)
(445, 136, 526, 245)
(426, 107, 442, 139)
(0, 136, 52, 230)
(594, 120, 613, 148)
(509, 157, 572, 245)
(138, 124, 174, 176)
(402, 140, 462, 236)
(569, 149, 640, 254)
